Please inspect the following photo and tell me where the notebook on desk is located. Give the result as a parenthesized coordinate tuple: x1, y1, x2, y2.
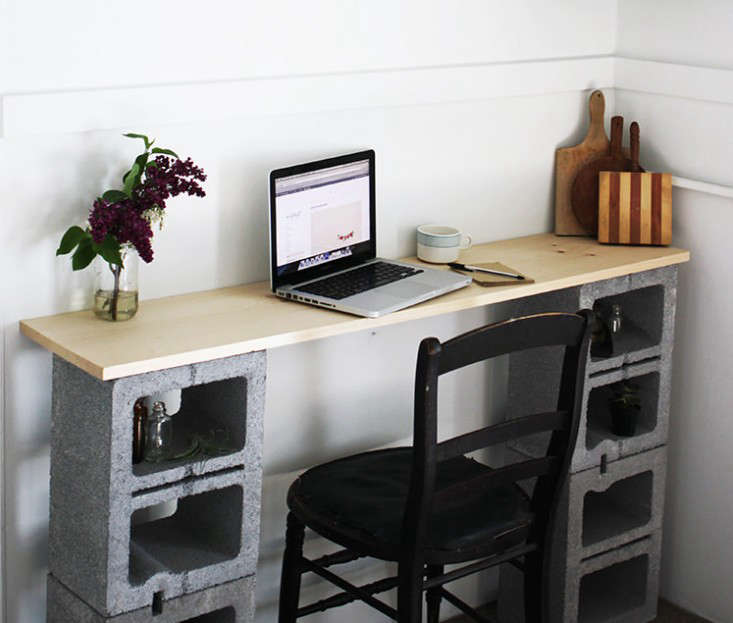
(268, 150, 470, 318)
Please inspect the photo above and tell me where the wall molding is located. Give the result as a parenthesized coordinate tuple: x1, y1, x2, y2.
(3, 55, 732, 140)
(672, 176, 733, 199)
(3, 55, 732, 198)
(615, 57, 733, 106)
(1, 56, 614, 138)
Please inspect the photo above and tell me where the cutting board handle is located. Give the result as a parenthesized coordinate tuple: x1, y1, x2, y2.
(610, 116, 624, 157)
(583, 90, 607, 146)
(630, 121, 641, 172)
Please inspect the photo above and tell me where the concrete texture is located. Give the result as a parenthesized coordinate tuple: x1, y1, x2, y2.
(499, 446, 667, 622)
(48, 351, 266, 617)
(47, 574, 256, 623)
(499, 267, 676, 622)
(509, 356, 670, 473)
(581, 266, 677, 375)
(500, 532, 662, 623)
(505, 267, 677, 473)
(566, 445, 667, 560)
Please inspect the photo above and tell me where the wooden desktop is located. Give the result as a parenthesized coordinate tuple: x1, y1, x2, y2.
(21, 233, 689, 380)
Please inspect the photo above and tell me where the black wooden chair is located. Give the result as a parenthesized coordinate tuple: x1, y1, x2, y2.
(278, 311, 592, 623)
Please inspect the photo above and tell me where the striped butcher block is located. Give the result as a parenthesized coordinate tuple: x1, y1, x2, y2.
(598, 171, 672, 245)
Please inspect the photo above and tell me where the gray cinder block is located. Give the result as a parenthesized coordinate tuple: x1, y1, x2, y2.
(47, 574, 256, 623)
(566, 446, 666, 560)
(506, 267, 677, 473)
(573, 357, 670, 473)
(499, 447, 666, 623)
(49, 351, 266, 617)
(500, 530, 662, 623)
(580, 266, 677, 374)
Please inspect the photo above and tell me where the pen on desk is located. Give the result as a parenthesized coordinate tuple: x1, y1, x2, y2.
(447, 262, 525, 280)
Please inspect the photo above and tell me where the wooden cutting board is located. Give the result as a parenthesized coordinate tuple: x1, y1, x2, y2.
(598, 172, 672, 245)
(555, 90, 610, 236)
(570, 117, 640, 236)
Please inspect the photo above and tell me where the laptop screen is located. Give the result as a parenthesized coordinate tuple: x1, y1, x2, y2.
(270, 150, 376, 290)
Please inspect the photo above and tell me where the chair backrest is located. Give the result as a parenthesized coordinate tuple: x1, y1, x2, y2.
(401, 310, 593, 557)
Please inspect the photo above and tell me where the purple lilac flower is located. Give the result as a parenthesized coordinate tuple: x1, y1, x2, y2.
(88, 155, 206, 263)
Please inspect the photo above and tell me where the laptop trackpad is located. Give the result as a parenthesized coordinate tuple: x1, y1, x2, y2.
(379, 280, 435, 298)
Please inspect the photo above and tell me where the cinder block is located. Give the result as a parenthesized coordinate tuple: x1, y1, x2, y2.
(568, 446, 666, 559)
(506, 267, 677, 473)
(49, 351, 266, 617)
(580, 266, 677, 374)
(574, 358, 671, 473)
(499, 447, 665, 623)
(500, 531, 661, 623)
(47, 574, 256, 623)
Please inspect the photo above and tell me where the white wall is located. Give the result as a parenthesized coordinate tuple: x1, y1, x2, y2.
(0, 3, 623, 622)
(617, 2, 733, 621)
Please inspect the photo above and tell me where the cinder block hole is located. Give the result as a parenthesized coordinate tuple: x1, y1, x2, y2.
(586, 372, 660, 450)
(182, 607, 236, 622)
(152, 590, 164, 615)
(592, 285, 664, 360)
(582, 471, 653, 547)
(129, 485, 243, 586)
(132, 500, 178, 526)
(132, 377, 249, 478)
(578, 554, 648, 623)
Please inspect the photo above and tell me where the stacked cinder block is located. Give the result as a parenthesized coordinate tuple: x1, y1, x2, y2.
(47, 575, 256, 623)
(46, 351, 266, 622)
(498, 266, 677, 623)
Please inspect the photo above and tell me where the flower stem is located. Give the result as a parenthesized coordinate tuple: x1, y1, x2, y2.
(108, 262, 121, 321)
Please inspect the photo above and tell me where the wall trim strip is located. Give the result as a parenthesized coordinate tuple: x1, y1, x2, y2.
(672, 176, 733, 199)
(3, 55, 732, 197)
(1, 56, 615, 138)
(615, 57, 733, 106)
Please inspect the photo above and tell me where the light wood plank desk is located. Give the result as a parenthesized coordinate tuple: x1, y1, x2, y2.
(21, 233, 689, 380)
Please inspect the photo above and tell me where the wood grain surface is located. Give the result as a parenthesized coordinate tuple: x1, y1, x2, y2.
(598, 173, 672, 245)
(20, 234, 689, 380)
(571, 116, 641, 235)
(555, 90, 610, 236)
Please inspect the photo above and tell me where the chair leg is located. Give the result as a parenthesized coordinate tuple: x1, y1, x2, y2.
(426, 564, 444, 623)
(279, 513, 306, 623)
(523, 552, 543, 623)
(397, 559, 424, 623)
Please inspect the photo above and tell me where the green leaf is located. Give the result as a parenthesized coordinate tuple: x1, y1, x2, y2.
(102, 189, 128, 203)
(151, 147, 179, 159)
(122, 152, 148, 185)
(145, 161, 158, 169)
(123, 162, 141, 196)
(93, 234, 123, 266)
(123, 132, 153, 149)
(71, 236, 97, 270)
(134, 152, 148, 174)
(56, 225, 85, 255)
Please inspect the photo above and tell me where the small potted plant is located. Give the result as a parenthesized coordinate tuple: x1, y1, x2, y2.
(608, 381, 641, 437)
(56, 133, 206, 321)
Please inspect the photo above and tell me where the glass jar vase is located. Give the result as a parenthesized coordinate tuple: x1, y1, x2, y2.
(143, 401, 173, 462)
(93, 247, 139, 321)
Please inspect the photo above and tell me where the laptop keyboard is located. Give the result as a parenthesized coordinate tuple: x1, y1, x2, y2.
(298, 262, 424, 300)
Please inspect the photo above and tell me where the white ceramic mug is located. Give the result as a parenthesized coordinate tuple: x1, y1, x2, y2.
(416, 224, 472, 263)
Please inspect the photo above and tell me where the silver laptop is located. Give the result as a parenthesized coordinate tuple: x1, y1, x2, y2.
(269, 150, 470, 318)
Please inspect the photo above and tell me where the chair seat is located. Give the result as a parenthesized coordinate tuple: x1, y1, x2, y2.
(287, 447, 532, 562)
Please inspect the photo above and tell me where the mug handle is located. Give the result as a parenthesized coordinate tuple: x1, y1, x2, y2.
(460, 234, 472, 250)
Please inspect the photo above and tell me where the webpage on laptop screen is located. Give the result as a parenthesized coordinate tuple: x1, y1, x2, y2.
(275, 159, 371, 276)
